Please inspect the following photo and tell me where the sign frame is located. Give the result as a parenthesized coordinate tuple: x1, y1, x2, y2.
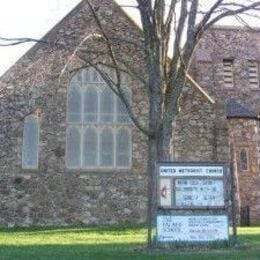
(156, 162, 228, 210)
(156, 213, 229, 243)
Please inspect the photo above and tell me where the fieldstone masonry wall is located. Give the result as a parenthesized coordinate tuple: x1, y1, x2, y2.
(0, 0, 149, 227)
(0, 173, 147, 227)
(0, 1, 259, 226)
(194, 26, 260, 114)
(228, 119, 260, 225)
(195, 27, 260, 225)
(171, 86, 230, 163)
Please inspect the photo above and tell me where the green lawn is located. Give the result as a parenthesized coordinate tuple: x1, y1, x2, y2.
(0, 225, 260, 259)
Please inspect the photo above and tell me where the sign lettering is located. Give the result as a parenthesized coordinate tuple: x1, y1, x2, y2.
(157, 215, 228, 242)
(159, 166, 223, 177)
(175, 179, 224, 207)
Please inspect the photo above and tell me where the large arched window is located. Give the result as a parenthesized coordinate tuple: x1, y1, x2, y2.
(66, 67, 131, 169)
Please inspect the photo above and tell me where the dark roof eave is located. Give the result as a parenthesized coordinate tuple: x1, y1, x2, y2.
(227, 115, 260, 121)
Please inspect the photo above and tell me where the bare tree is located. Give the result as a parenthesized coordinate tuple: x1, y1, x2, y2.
(1, 0, 260, 247)
(97, 0, 260, 247)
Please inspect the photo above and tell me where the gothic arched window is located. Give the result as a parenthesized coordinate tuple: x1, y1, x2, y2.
(66, 67, 131, 169)
(22, 115, 39, 169)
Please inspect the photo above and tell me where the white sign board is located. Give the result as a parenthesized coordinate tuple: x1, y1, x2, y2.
(175, 179, 224, 207)
(157, 215, 228, 242)
(159, 166, 223, 177)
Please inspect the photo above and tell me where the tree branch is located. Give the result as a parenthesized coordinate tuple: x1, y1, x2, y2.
(200, 1, 260, 34)
(195, 0, 224, 38)
(0, 37, 52, 47)
(84, 0, 153, 137)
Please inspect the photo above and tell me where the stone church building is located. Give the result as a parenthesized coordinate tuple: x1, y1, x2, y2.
(0, 0, 259, 226)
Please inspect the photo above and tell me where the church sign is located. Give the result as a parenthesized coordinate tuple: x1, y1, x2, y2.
(157, 163, 227, 209)
(156, 162, 229, 243)
(157, 215, 229, 242)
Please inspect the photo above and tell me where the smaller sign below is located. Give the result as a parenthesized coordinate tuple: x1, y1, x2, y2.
(175, 179, 224, 207)
(159, 166, 224, 177)
(157, 215, 228, 242)
(159, 179, 172, 207)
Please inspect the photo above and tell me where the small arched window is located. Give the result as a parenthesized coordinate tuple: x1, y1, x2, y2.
(240, 148, 249, 171)
(22, 115, 39, 169)
(66, 67, 132, 169)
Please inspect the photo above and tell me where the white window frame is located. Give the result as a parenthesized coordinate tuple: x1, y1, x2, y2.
(66, 67, 132, 170)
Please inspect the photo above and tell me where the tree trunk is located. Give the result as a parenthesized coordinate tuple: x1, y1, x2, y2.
(147, 136, 158, 247)
(146, 126, 173, 247)
(158, 124, 173, 161)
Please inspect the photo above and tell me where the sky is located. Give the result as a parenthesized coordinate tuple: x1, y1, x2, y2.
(0, 0, 259, 77)
(0, 0, 82, 76)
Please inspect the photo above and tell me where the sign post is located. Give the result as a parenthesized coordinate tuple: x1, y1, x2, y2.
(156, 162, 229, 244)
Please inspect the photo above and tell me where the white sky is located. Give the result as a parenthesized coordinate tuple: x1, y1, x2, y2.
(0, 0, 259, 77)
(0, 0, 82, 76)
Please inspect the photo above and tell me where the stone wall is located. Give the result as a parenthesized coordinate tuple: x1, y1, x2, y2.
(0, 173, 147, 227)
(0, 1, 258, 227)
(228, 119, 260, 225)
(171, 86, 230, 163)
(0, 0, 225, 226)
(194, 27, 260, 225)
(194, 26, 260, 114)
(0, 0, 149, 227)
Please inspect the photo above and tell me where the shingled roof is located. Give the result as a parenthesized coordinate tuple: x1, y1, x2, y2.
(226, 98, 257, 119)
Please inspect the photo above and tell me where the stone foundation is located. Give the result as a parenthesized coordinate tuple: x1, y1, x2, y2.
(0, 173, 147, 227)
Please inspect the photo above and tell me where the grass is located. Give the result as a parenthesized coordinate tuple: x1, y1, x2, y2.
(0, 225, 260, 259)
